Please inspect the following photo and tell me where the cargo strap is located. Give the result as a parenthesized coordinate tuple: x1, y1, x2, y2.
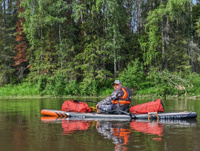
(148, 112, 159, 120)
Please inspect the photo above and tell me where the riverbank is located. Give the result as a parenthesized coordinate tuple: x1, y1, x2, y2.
(1, 80, 200, 100)
(1, 94, 200, 100)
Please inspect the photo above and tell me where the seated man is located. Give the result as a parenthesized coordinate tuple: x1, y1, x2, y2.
(96, 80, 131, 114)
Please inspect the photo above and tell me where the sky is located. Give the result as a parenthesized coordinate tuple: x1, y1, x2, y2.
(193, 0, 197, 4)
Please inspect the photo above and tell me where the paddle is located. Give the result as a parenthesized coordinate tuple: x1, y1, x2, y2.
(73, 100, 98, 103)
(85, 100, 99, 103)
(116, 109, 136, 119)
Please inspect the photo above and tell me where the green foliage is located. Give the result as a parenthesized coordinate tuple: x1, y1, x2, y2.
(53, 75, 67, 96)
(65, 80, 80, 96)
(141, 68, 200, 97)
(118, 59, 145, 90)
(1, 0, 200, 98)
(98, 79, 114, 96)
(0, 73, 10, 87)
(75, 37, 112, 82)
(0, 0, 18, 85)
(19, 0, 76, 80)
(184, 72, 200, 95)
(194, 3, 200, 37)
(140, 25, 161, 66)
(98, 88, 113, 96)
(196, 19, 200, 36)
(38, 76, 47, 92)
(80, 80, 98, 96)
(141, 0, 192, 71)
(1, 69, 200, 97)
(147, 69, 180, 96)
(136, 87, 157, 95)
(40, 75, 67, 96)
(0, 82, 39, 96)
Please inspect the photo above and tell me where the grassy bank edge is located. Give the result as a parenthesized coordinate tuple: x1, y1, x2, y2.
(1, 94, 200, 100)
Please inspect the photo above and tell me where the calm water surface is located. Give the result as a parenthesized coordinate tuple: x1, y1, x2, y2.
(0, 98, 200, 151)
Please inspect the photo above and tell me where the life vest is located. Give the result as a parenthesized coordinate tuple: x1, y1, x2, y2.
(112, 87, 131, 105)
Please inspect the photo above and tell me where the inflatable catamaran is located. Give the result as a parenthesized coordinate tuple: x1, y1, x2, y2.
(41, 109, 197, 120)
(41, 99, 197, 120)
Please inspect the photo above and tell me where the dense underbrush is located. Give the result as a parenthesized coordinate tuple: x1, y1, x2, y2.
(1, 60, 200, 98)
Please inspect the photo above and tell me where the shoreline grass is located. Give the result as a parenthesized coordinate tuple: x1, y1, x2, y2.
(1, 82, 200, 100)
(0, 93, 200, 100)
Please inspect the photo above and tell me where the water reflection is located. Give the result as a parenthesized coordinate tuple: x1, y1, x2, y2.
(96, 121, 131, 151)
(41, 117, 197, 151)
(130, 120, 164, 141)
(0, 98, 199, 151)
(62, 120, 92, 135)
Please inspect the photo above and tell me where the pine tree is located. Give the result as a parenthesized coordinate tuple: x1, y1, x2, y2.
(0, 0, 18, 85)
(140, 0, 193, 72)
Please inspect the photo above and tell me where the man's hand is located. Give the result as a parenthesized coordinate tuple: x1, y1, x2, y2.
(96, 104, 99, 109)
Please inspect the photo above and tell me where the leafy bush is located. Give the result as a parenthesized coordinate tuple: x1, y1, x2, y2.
(79, 80, 99, 96)
(2, 67, 200, 97)
(38, 76, 47, 92)
(65, 80, 80, 95)
(40, 75, 67, 96)
(54, 75, 67, 95)
(118, 58, 145, 89)
(0, 82, 39, 96)
(98, 88, 113, 96)
(184, 72, 200, 95)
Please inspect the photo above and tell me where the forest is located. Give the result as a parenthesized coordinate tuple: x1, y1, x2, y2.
(1, 0, 200, 98)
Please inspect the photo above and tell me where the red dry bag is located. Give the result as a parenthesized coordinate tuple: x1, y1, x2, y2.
(129, 99, 164, 114)
(61, 100, 92, 113)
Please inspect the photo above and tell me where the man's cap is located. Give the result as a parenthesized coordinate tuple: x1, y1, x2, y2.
(113, 80, 122, 85)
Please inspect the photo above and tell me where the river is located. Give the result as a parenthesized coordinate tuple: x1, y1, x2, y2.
(0, 98, 199, 151)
